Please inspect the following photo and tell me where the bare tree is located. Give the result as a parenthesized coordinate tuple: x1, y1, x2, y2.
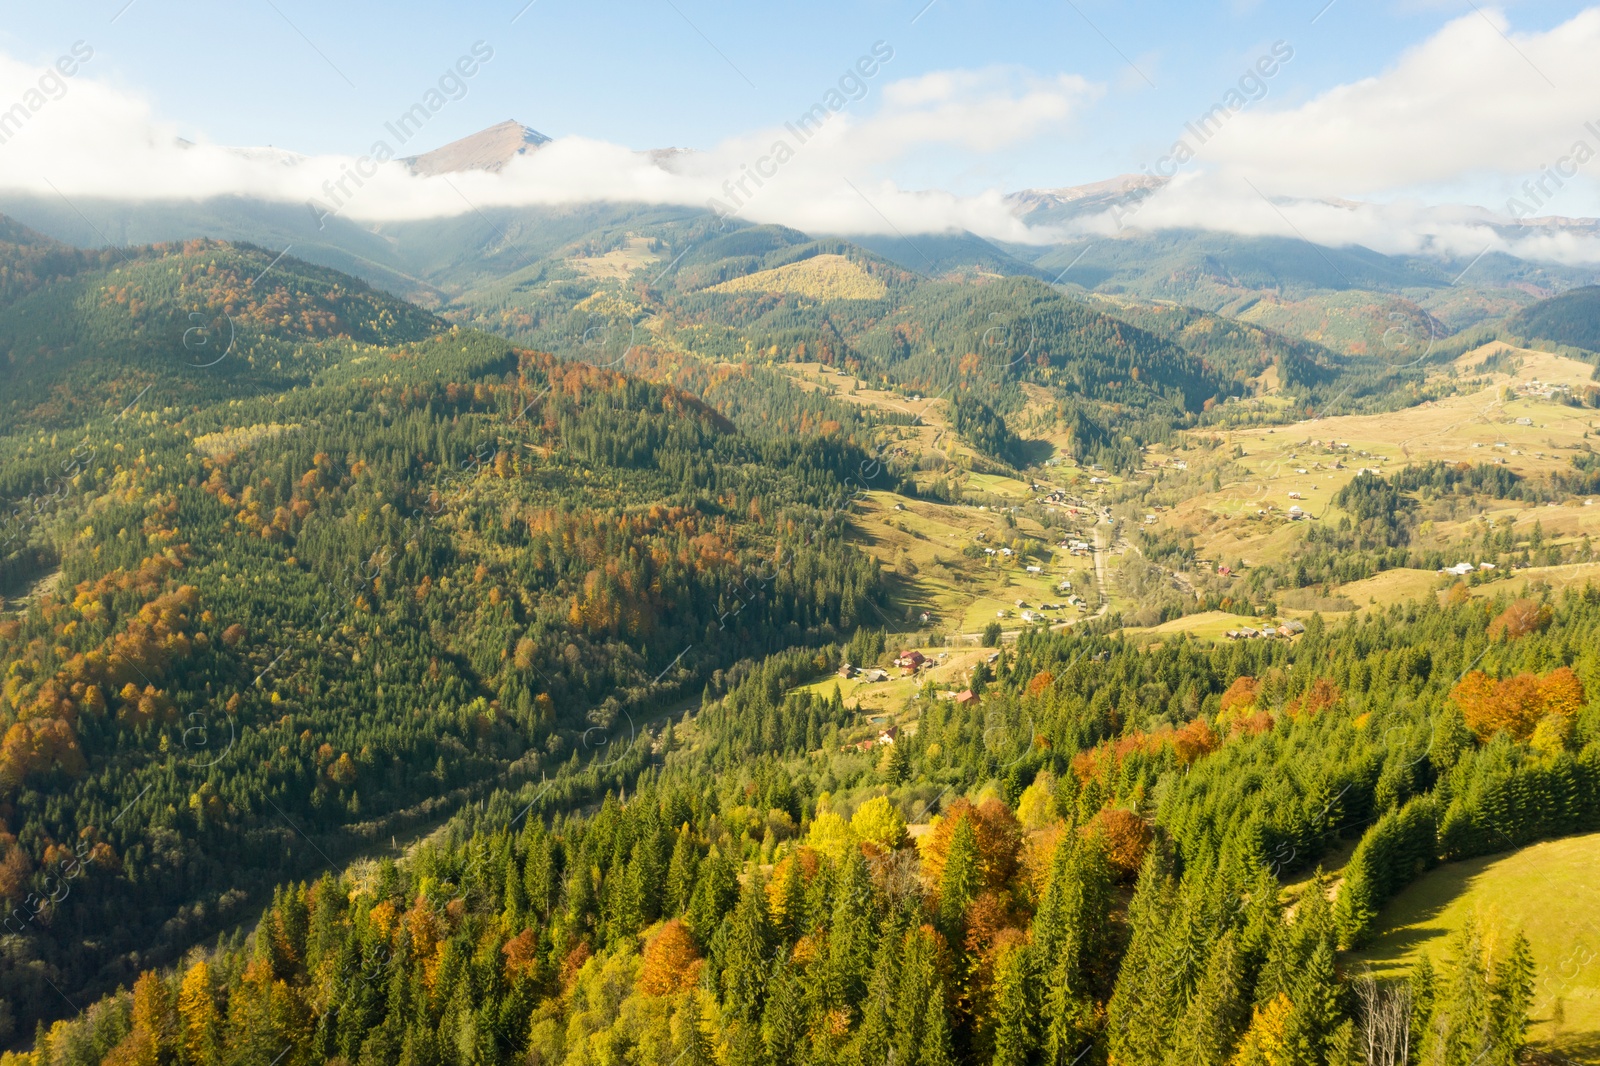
(1354, 970, 1412, 1066)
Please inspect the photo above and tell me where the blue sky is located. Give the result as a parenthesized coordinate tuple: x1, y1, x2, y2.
(0, 0, 1590, 191)
(5, 1, 1600, 258)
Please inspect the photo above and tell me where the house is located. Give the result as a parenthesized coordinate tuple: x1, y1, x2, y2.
(954, 690, 977, 705)
(999, 548, 1014, 557)
(838, 662, 857, 679)
(895, 650, 926, 669)
(1057, 580, 1073, 592)
(1288, 491, 1303, 500)
(1020, 610, 1041, 622)
(1479, 562, 1496, 571)
(1217, 565, 1232, 576)
(877, 726, 899, 745)
(863, 668, 890, 683)
(1442, 562, 1475, 576)
(1288, 506, 1306, 520)
(1025, 565, 1042, 574)
(1281, 620, 1306, 634)
(986, 652, 1000, 664)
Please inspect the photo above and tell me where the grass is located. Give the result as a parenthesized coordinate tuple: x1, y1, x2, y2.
(1122, 610, 1264, 642)
(1352, 832, 1600, 1059)
(1336, 568, 1445, 612)
(845, 490, 1103, 638)
(707, 254, 888, 300)
(1129, 342, 1600, 624)
(569, 236, 661, 280)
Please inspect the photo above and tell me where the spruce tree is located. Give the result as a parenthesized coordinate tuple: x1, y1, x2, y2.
(989, 942, 1040, 1066)
(719, 875, 773, 1024)
(937, 816, 982, 946)
(1166, 931, 1246, 1066)
(1488, 932, 1534, 1066)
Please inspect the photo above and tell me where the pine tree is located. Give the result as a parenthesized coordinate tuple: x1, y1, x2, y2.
(761, 953, 806, 1066)
(1166, 931, 1246, 1066)
(665, 824, 698, 916)
(1488, 932, 1534, 1066)
(989, 942, 1040, 1066)
(893, 925, 939, 1062)
(822, 851, 877, 1012)
(919, 983, 956, 1066)
(1284, 938, 1340, 1066)
(853, 931, 898, 1066)
(937, 816, 982, 946)
(672, 990, 717, 1066)
(719, 875, 773, 1023)
(1107, 846, 1180, 1066)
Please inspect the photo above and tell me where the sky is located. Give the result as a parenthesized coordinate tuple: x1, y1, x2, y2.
(3, 0, 1600, 256)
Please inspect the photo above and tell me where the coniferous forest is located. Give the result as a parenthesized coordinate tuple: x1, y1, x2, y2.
(0, 214, 1591, 1066)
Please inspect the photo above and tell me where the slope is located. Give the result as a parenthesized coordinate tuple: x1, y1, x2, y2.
(0, 228, 884, 1038)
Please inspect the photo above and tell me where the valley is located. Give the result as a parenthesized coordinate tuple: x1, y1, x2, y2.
(3, 159, 1600, 1066)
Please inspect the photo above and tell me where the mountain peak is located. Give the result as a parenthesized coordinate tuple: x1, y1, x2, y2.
(405, 120, 552, 177)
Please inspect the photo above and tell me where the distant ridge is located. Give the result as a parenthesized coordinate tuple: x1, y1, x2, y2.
(404, 120, 551, 177)
(1006, 174, 1167, 225)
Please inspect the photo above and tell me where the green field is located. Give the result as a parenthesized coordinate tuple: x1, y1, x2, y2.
(1354, 833, 1600, 1059)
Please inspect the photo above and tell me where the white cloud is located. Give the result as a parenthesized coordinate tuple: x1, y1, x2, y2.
(1062, 7, 1600, 263)
(0, 50, 1092, 245)
(1201, 7, 1600, 198)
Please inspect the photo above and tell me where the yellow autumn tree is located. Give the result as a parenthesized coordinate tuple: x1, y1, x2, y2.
(850, 796, 907, 851)
(1016, 770, 1061, 831)
(178, 961, 220, 1066)
(805, 809, 857, 861)
(1230, 991, 1293, 1066)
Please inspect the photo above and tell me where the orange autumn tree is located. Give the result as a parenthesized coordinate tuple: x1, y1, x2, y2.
(1219, 676, 1260, 716)
(1085, 807, 1152, 880)
(1173, 718, 1221, 765)
(1487, 598, 1553, 641)
(1285, 678, 1341, 720)
(1451, 666, 1585, 741)
(919, 798, 1022, 891)
(638, 919, 703, 995)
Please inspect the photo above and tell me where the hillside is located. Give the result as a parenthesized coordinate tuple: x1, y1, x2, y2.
(1356, 833, 1600, 1059)
(0, 226, 885, 1036)
(11, 560, 1599, 1066)
(1504, 284, 1600, 354)
(2, 211, 1595, 1066)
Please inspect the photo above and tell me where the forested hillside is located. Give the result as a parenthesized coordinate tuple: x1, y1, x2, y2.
(0, 228, 884, 1037)
(1, 213, 1589, 1066)
(1503, 285, 1600, 354)
(10, 577, 1590, 1066)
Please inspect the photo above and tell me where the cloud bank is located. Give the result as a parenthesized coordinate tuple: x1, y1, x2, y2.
(6, 9, 1600, 264)
(0, 43, 1092, 246)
